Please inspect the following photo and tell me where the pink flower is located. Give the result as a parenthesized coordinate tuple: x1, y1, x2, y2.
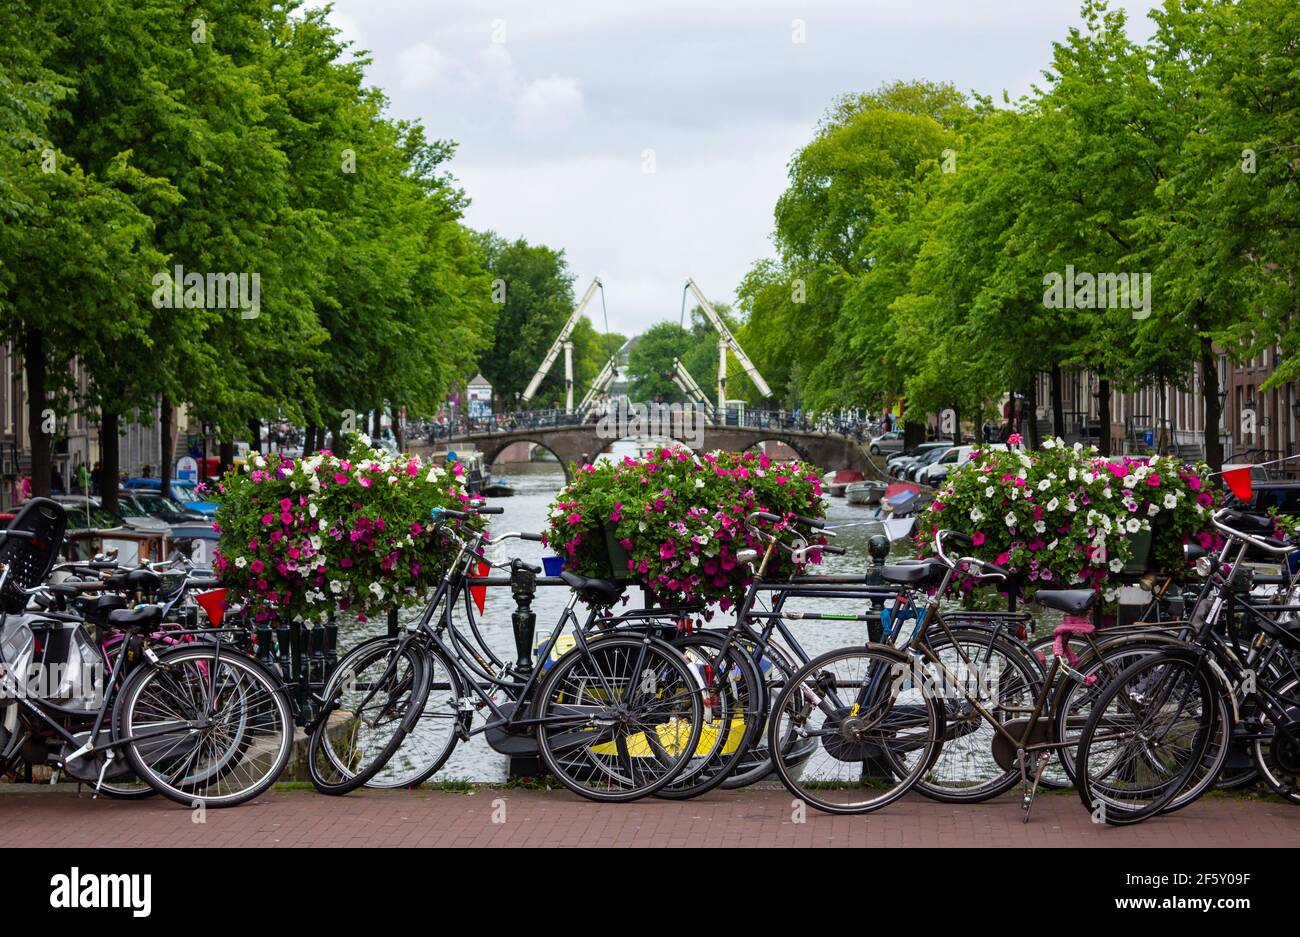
(1007, 433, 1023, 446)
(359, 476, 372, 488)
(279, 498, 292, 510)
(333, 473, 348, 486)
(660, 540, 676, 560)
(567, 512, 582, 525)
(972, 531, 985, 546)
(250, 560, 265, 574)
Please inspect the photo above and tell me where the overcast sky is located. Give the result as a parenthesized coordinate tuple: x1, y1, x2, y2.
(324, 1, 1156, 337)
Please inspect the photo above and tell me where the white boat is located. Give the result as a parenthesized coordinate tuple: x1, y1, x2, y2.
(845, 481, 885, 505)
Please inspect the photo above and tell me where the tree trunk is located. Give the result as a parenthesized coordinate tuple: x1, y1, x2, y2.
(951, 405, 961, 444)
(1051, 365, 1065, 442)
(1024, 378, 1041, 450)
(304, 423, 317, 458)
(249, 419, 262, 454)
(160, 395, 174, 499)
(24, 328, 51, 498)
(371, 408, 381, 439)
(1098, 379, 1113, 457)
(1201, 338, 1223, 471)
(100, 410, 120, 514)
(218, 440, 234, 477)
(393, 407, 405, 452)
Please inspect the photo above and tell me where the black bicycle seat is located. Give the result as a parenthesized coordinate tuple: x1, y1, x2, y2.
(880, 560, 947, 587)
(1034, 589, 1097, 615)
(108, 605, 164, 629)
(560, 571, 623, 605)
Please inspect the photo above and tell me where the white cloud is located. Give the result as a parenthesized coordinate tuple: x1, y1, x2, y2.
(512, 76, 585, 137)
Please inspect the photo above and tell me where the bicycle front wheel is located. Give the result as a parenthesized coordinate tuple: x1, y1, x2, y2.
(768, 645, 943, 815)
(1076, 649, 1217, 825)
(535, 635, 705, 802)
(307, 637, 431, 795)
(116, 646, 294, 808)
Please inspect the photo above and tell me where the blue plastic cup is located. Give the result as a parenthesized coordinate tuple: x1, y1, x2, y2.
(542, 556, 565, 576)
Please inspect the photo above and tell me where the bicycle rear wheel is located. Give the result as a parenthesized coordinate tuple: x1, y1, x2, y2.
(536, 634, 704, 802)
(654, 630, 763, 800)
(1076, 649, 1216, 825)
(768, 645, 943, 815)
(307, 637, 431, 795)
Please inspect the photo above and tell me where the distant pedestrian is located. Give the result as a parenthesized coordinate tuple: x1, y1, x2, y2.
(90, 462, 102, 495)
(76, 462, 91, 495)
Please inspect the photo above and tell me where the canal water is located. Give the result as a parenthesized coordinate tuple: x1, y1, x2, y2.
(337, 439, 917, 782)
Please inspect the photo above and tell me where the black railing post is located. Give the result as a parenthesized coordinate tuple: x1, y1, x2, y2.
(510, 562, 537, 675)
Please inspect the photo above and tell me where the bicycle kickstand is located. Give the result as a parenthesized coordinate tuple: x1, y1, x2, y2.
(1021, 751, 1052, 824)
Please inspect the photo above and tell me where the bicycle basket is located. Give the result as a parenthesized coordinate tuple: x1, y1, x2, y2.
(0, 498, 68, 613)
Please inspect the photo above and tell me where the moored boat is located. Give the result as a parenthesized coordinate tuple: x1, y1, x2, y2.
(845, 481, 885, 505)
(826, 469, 866, 498)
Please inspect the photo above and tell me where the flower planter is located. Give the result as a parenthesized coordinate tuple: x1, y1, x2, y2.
(603, 522, 635, 582)
(1122, 527, 1154, 574)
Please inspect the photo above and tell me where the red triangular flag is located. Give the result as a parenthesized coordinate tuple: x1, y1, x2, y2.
(1222, 467, 1254, 503)
(470, 561, 489, 615)
(195, 589, 228, 627)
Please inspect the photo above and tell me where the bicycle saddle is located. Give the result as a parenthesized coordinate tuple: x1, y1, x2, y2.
(1033, 589, 1097, 616)
(880, 560, 947, 586)
(560, 571, 623, 605)
(108, 605, 164, 629)
(1220, 510, 1276, 537)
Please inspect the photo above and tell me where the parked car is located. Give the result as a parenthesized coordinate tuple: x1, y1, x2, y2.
(868, 429, 905, 456)
(1234, 480, 1300, 514)
(905, 446, 951, 482)
(887, 442, 949, 478)
(124, 477, 217, 517)
(118, 489, 208, 525)
(53, 495, 170, 534)
(918, 444, 1010, 487)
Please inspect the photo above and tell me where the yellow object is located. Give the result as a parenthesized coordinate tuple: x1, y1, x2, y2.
(590, 715, 746, 758)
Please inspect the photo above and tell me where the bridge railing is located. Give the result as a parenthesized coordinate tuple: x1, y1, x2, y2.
(411, 406, 875, 444)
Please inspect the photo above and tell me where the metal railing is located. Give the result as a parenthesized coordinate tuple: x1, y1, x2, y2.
(410, 407, 875, 444)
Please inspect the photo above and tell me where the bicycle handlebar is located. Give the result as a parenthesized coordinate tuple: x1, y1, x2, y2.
(1213, 508, 1293, 555)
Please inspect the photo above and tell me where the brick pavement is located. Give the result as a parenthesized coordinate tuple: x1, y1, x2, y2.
(1, 786, 1296, 847)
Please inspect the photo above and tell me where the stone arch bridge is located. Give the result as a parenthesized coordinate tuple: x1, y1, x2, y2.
(439, 419, 872, 482)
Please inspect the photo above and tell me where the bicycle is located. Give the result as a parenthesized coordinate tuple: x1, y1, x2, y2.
(306, 504, 708, 802)
(1075, 508, 1300, 822)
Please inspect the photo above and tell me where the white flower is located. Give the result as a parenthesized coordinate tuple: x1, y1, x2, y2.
(1082, 472, 1095, 484)
(1109, 559, 1124, 573)
(985, 486, 995, 498)
(1126, 518, 1141, 533)
(1046, 497, 1059, 512)
(694, 478, 705, 489)
(1047, 539, 1058, 551)
(1101, 487, 1112, 499)
(1043, 438, 1056, 449)
(1034, 520, 1046, 533)
(1068, 467, 1078, 481)
(1148, 503, 1160, 517)
(1005, 512, 1018, 528)
(369, 582, 384, 598)
(329, 580, 343, 594)
(1037, 479, 1050, 491)
(318, 519, 327, 531)
(234, 556, 247, 568)
(309, 502, 319, 517)
(970, 507, 984, 523)
(1122, 475, 1136, 489)
(310, 535, 322, 550)
(1163, 494, 1177, 509)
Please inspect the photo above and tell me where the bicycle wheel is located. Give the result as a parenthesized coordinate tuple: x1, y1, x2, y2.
(768, 644, 943, 815)
(535, 634, 704, 802)
(307, 636, 431, 795)
(1076, 649, 1217, 825)
(721, 638, 801, 789)
(909, 628, 1042, 803)
(116, 646, 293, 808)
(1251, 675, 1300, 804)
(655, 630, 764, 800)
(366, 640, 464, 789)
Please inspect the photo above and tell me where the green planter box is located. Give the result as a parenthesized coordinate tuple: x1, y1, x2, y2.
(603, 522, 635, 582)
(1121, 527, 1153, 574)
